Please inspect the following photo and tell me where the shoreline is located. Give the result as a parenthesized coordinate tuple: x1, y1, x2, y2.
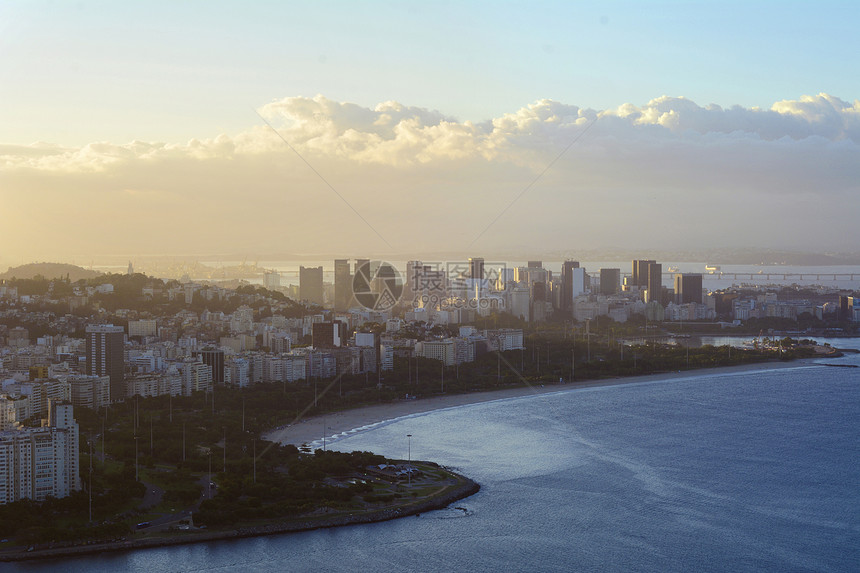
(265, 359, 823, 448)
(0, 356, 834, 562)
(0, 466, 480, 563)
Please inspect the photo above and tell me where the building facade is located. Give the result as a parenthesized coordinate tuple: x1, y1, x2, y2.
(85, 324, 125, 403)
(0, 401, 81, 505)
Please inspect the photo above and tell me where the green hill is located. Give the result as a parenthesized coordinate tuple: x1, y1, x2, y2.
(0, 262, 102, 282)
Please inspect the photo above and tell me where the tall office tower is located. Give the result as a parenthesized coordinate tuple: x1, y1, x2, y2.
(405, 260, 423, 298)
(334, 259, 352, 311)
(838, 295, 851, 321)
(86, 324, 125, 403)
(632, 260, 656, 288)
(527, 260, 543, 268)
(420, 265, 447, 304)
(199, 347, 225, 385)
(354, 259, 370, 276)
(674, 273, 704, 305)
(369, 262, 400, 307)
(560, 260, 581, 312)
(299, 266, 324, 305)
(645, 262, 662, 304)
(469, 257, 485, 281)
(531, 281, 547, 322)
(600, 268, 621, 295)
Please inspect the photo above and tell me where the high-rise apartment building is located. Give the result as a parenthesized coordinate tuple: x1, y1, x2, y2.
(263, 271, 281, 290)
(0, 401, 80, 504)
(86, 324, 125, 403)
(69, 375, 111, 410)
(299, 266, 324, 306)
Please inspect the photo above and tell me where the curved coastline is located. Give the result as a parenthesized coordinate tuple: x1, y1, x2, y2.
(266, 359, 825, 449)
(0, 466, 480, 563)
(2, 356, 845, 562)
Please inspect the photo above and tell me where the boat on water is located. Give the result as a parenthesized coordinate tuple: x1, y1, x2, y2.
(667, 266, 680, 273)
(705, 264, 721, 273)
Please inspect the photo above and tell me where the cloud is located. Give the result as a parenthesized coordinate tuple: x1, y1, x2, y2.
(1, 93, 858, 257)
(3, 92, 856, 171)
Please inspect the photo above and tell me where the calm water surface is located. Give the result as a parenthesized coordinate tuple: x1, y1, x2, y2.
(15, 342, 860, 572)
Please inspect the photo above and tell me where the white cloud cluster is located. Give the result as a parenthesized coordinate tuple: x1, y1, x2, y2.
(1, 93, 858, 257)
(3, 92, 856, 171)
(602, 93, 860, 142)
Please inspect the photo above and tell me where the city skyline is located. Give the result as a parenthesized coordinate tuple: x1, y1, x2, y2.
(1, 1, 858, 266)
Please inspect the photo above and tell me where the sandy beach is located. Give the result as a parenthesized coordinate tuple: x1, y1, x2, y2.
(265, 359, 819, 448)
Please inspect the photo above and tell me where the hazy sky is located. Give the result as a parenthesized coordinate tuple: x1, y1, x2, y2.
(1, 1, 858, 265)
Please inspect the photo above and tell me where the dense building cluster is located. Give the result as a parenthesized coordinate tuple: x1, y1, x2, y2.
(0, 258, 857, 503)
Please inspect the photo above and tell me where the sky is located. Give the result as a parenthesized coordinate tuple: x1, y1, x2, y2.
(1, 0, 858, 266)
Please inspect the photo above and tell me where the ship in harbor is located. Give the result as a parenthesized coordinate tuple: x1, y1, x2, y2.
(705, 264, 721, 273)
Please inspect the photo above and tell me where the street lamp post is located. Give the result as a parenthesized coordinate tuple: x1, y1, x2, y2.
(586, 318, 591, 362)
(406, 434, 412, 486)
(88, 438, 93, 523)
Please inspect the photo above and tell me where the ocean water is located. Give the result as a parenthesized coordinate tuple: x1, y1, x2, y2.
(15, 346, 860, 572)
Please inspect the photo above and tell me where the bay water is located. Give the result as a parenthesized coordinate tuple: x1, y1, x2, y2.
(14, 342, 859, 572)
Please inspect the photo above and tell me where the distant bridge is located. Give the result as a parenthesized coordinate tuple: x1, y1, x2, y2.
(618, 272, 859, 283)
(700, 272, 858, 282)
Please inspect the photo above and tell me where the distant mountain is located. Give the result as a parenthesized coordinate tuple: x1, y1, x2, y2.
(0, 262, 102, 282)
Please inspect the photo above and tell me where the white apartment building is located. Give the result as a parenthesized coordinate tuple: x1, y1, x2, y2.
(68, 375, 111, 410)
(128, 319, 158, 338)
(0, 401, 80, 504)
(484, 329, 524, 352)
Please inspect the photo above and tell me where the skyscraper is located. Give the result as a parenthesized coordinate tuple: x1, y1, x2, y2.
(632, 259, 656, 288)
(646, 262, 662, 304)
(354, 259, 370, 276)
(561, 260, 580, 312)
(86, 324, 125, 403)
(469, 257, 485, 281)
(334, 259, 352, 311)
(299, 266, 324, 305)
(674, 273, 704, 305)
(600, 268, 621, 295)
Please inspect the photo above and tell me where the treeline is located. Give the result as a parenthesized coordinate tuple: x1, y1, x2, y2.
(195, 449, 384, 527)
